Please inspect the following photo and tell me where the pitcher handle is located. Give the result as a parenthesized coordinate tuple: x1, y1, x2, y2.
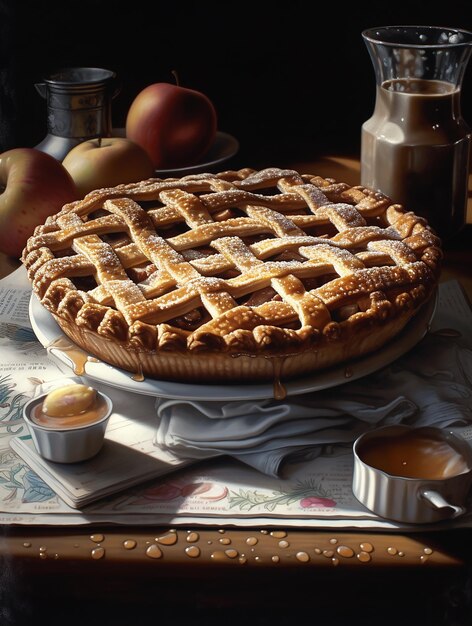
(420, 489, 465, 519)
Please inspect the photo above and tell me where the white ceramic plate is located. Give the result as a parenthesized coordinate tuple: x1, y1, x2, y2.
(30, 294, 436, 401)
(153, 131, 239, 177)
(112, 129, 239, 177)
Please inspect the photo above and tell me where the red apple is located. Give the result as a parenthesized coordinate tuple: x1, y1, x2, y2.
(62, 137, 155, 198)
(0, 148, 78, 258)
(125, 82, 217, 169)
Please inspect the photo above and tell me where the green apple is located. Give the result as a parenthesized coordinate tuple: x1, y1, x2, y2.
(0, 148, 78, 258)
(62, 137, 155, 198)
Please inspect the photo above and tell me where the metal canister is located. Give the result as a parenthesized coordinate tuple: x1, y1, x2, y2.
(35, 67, 119, 161)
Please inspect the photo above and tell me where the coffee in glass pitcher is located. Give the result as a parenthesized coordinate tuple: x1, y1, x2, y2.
(361, 26, 472, 239)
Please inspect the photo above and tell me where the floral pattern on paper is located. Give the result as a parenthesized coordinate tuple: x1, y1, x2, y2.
(114, 480, 230, 508)
(0, 449, 56, 504)
(0, 375, 27, 439)
(228, 479, 336, 512)
(112, 475, 336, 514)
(22, 470, 56, 503)
(0, 369, 60, 507)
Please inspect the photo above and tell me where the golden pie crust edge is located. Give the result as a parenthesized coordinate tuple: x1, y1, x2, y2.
(52, 304, 421, 382)
(21, 167, 442, 384)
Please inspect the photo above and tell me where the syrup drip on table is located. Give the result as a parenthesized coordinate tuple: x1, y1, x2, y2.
(27, 532, 437, 567)
(91, 547, 105, 560)
(185, 546, 201, 558)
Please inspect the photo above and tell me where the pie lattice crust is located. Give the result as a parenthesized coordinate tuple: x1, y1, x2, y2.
(22, 167, 441, 384)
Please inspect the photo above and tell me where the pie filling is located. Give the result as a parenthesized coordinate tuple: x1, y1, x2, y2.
(22, 167, 441, 384)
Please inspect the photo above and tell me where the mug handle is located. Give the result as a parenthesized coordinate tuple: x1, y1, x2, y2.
(420, 489, 465, 518)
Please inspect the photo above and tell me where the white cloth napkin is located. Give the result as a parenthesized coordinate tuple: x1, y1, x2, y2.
(154, 332, 472, 477)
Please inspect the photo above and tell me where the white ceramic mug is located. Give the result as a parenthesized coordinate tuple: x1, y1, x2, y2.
(352, 424, 472, 524)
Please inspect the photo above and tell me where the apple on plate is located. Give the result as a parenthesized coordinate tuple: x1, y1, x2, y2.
(125, 81, 217, 169)
(62, 137, 155, 198)
(0, 147, 78, 258)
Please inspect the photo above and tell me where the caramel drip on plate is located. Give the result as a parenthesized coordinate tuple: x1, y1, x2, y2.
(132, 363, 145, 382)
(272, 357, 287, 401)
(47, 337, 90, 376)
(48, 337, 146, 384)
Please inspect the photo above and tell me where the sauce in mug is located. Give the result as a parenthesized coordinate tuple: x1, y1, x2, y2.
(31, 384, 108, 429)
(358, 429, 470, 480)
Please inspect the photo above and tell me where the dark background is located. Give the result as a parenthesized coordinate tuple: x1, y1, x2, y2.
(1, 5, 472, 625)
(1, 0, 472, 169)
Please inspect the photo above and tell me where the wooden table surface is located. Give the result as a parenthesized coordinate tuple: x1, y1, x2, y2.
(1, 157, 472, 625)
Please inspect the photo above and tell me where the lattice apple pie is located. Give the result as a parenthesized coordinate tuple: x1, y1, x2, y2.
(22, 167, 441, 384)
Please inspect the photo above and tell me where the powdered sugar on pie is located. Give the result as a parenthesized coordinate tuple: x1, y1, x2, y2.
(22, 167, 441, 384)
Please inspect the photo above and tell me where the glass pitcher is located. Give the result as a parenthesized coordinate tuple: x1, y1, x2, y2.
(360, 26, 472, 239)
